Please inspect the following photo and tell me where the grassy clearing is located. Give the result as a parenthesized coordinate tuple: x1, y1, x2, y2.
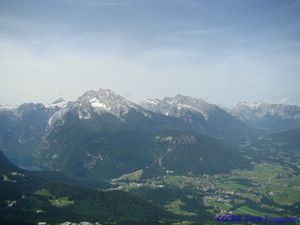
(34, 189, 53, 198)
(271, 186, 300, 205)
(238, 163, 293, 185)
(220, 163, 300, 205)
(174, 221, 195, 225)
(165, 199, 196, 216)
(233, 206, 277, 217)
(49, 196, 74, 207)
(204, 196, 232, 212)
(218, 180, 249, 192)
(164, 175, 185, 187)
(34, 188, 74, 207)
(118, 169, 144, 181)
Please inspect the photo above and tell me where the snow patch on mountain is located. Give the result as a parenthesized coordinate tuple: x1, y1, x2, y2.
(232, 102, 300, 120)
(144, 99, 160, 105)
(141, 95, 216, 120)
(48, 108, 69, 126)
(75, 89, 143, 118)
(0, 105, 17, 111)
(46, 98, 69, 109)
(237, 101, 264, 109)
(89, 97, 111, 110)
(47, 89, 155, 126)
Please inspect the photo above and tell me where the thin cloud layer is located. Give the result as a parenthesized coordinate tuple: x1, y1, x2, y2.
(0, 0, 300, 106)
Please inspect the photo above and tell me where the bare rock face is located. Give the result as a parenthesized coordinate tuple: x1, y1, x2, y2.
(141, 95, 256, 144)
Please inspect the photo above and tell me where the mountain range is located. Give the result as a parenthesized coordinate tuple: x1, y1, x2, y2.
(1, 88, 300, 224)
(141, 95, 256, 144)
(1, 88, 300, 180)
(232, 101, 300, 135)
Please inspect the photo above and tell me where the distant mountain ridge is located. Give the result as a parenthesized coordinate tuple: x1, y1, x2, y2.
(141, 95, 256, 144)
(232, 101, 300, 134)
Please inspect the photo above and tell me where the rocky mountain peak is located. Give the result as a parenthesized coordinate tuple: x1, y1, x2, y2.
(142, 95, 217, 120)
(74, 89, 142, 119)
(232, 102, 300, 120)
(0, 105, 16, 111)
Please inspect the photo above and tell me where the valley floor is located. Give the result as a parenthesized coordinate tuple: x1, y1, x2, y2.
(110, 162, 300, 224)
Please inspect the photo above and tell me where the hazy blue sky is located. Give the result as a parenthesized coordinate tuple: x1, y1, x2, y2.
(0, 0, 300, 106)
